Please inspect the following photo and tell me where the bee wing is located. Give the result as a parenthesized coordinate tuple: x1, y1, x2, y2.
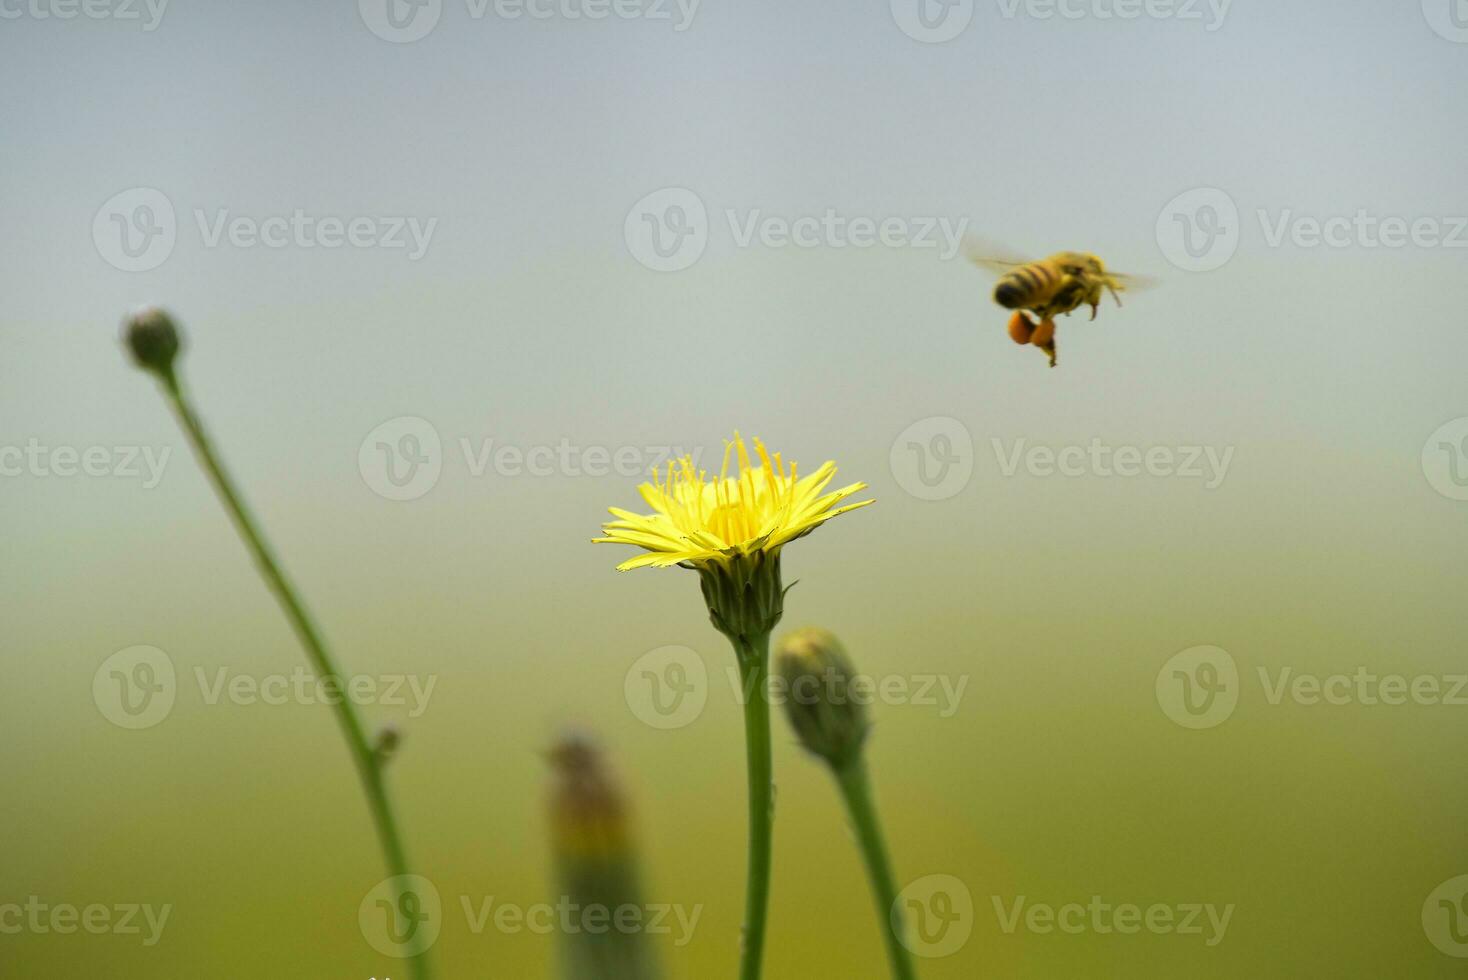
(962, 236, 1035, 277)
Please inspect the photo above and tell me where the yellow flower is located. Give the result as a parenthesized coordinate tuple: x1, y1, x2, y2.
(595, 433, 873, 572)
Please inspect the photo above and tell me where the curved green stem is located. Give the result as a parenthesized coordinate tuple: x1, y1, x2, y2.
(835, 758, 917, 980)
(158, 369, 433, 980)
(734, 634, 774, 980)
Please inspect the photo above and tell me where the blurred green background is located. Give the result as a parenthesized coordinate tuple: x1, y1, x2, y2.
(5, 2, 1468, 977)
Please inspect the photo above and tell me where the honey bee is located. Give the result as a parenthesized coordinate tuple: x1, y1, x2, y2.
(967, 245, 1152, 367)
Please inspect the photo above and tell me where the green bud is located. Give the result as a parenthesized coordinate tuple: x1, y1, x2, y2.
(777, 627, 869, 769)
(121, 306, 182, 376)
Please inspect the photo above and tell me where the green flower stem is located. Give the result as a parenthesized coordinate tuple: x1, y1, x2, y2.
(157, 368, 433, 980)
(834, 757, 917, 980)
(733, 633, 774, 980)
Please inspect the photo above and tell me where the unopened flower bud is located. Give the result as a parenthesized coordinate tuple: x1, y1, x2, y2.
(777, 627, 869, 769)
(546, 731, 659, 980)
(547, 730, 633, 859)
(121, 306, 182, 376)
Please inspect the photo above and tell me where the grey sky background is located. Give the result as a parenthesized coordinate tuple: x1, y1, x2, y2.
(4, 2, 1468, 975)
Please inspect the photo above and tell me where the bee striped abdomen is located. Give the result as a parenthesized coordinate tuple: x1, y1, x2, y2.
(994, 262, 1058, 309)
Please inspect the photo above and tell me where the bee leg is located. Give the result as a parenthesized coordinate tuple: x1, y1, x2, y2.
(1089, 303, 1099, 321)
(1030, 317, 1057, 366)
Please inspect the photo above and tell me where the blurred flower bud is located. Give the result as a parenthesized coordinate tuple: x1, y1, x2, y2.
(547, 730, 631, 860)
(777, 627, 869, 769)
(122, 306, 182, 376)
(545, 730, 660, 980)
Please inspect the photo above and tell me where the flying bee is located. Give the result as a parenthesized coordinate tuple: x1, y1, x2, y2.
(967, 245, 1153, 368)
